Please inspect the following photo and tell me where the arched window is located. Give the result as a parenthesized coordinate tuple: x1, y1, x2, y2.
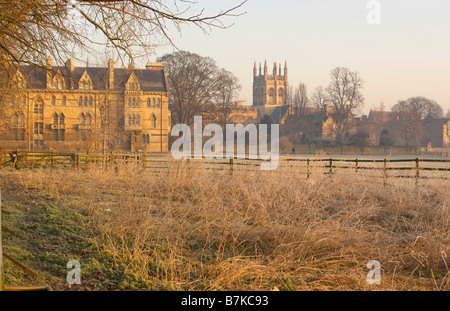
(84, 96, 88, 107)
(79, 96, 83, 106)
(156, 99, 161, 108)
(53, 113, 59, 125)
(131, 115, 136, 126)
(128, 115, 132, 125)
(13, 113, 18, 126)
(151, 114, 157, 128)
(89, 97, 93, 107)
(34, 102, 43, 115)
(136, 115, 140, 126)
(147, 98, 151, 108)
(62, 96, 66, 107)
(136, 98, 140, 108)
(60, 113, 65, 125)
(51, 95, 56, 106)
(152, 99, 155, 108)
(59, 80, 63, 90)
(79, 113, 85, 125)
(18, 113, 24, 126)
(85, 113, 92, 125)
(132, 98, 136, 108)
(146, 134, 150, 144)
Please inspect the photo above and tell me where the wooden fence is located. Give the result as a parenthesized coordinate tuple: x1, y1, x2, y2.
(0, 150, 449, 179)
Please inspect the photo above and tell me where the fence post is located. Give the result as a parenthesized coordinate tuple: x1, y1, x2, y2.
(230, 158, 234, 171)
(307, 159, 310, 179)
(416, 158, 420, 179)
(355, 159, 359, 173)
(384, 159, 388, 178)
(329, 158, 333, 174)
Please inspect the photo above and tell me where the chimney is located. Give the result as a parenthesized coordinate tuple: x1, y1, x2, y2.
(108, 59, 114, 89)
(46, 56, 53, 89)
(65, 58, 75, 73)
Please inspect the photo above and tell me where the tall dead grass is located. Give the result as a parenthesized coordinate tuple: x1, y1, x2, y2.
(1, 160, 449, 290)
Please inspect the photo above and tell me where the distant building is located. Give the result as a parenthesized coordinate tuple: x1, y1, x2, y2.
(252, 61, 289, 124)
(202, 101, 258, 125)
(0, 58, 171, 153)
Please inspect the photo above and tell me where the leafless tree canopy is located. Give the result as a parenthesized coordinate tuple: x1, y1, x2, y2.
(311, 86, 329, 111)
(392, 97, 443, 147)
(158, 51, 240, 126)
(392, 97, 443, 120)
(326, 67, 364, 135)
(0, 0, 247, 68)
(291, 82, 309, 116)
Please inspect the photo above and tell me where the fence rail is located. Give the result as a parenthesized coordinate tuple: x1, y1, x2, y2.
(0, 150, 449, 179)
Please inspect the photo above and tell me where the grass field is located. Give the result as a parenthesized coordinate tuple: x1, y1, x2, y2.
(0, 160, 449, 291)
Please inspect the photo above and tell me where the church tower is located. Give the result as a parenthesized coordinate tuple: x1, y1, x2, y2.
(252, 60, 289, 123)
(252, 60, 288, 107)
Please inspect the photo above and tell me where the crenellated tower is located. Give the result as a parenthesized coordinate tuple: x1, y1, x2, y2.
(252, 60, 288, 107)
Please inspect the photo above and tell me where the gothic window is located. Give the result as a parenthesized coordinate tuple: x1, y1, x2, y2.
(152, 99, 155, 108)
(51, 95, 56, 106)
(156, 99, 161, 108)
(62, 96, 67, 107)
(34, 122, 43, 135)
(60, 113, 65, 125)
(79, 113, 85, 125)
(53, 113, 59, 125)
(84, 96, 88, 107)
(13, 113, 18, 126)
(142, 134, 150, 145)
(85, 113, 92, 125)
(147, 98, 151, 108)
(89, 96, 93, 107)
(79, 96, 83, 106)
(34, 103, 43, 115)
(136, 115, 140, 126)
(151, 114, 157, 128)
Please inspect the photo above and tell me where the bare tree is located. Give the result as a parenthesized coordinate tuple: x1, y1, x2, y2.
(310, 85, 329, 117)
(292, 82, 308, 116)
(158, 51, 240, 126)
(0, 0, 247, 69)
(326, 67, 364, 136)
(392, 101, 423, 147)
(213, 69, 241, 127)
(393, 97, 443, 120)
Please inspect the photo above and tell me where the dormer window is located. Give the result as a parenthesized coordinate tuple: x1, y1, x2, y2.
(79, 71, 93, 90)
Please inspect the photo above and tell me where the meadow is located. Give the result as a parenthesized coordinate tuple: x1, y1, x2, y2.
(0, 160, 448, 291)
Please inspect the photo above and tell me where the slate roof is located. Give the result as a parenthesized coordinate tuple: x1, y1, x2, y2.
(11, 65, 167, 93)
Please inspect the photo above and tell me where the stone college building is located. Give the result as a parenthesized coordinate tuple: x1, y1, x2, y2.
(0, 57, 171, 153)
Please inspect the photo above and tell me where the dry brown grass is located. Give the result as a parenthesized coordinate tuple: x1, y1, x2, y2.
(1, 160, 449, 291)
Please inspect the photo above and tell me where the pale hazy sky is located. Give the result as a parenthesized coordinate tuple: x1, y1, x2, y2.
(99, 0, 450, 116)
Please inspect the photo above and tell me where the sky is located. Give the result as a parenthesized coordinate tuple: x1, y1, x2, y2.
(95, 0, 450, 116)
